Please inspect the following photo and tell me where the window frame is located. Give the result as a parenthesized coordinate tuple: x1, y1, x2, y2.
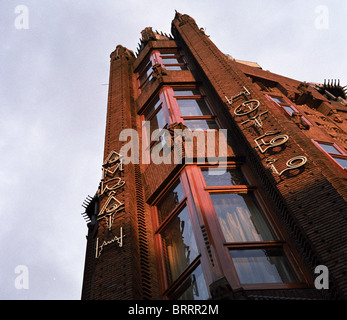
(312, 139, 347, 171)
(266, 94, 312, 126)
(140, 86, 221, 162)
(151, 170, 211, 300)
(169, 86, 220, 131)
(136, 48, 190, 94)
(152, 164, 312, 299)
(185, 163, 312, 290)
(158, 49, 189, 71)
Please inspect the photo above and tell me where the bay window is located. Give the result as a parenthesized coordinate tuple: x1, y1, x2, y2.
(141, 86, 219, 157)
(173, 88, 219, 130)
(153, 174, 210, 300)
(136, 49, 188, 91)
(152, 165, 310, 299)
(198, 165, 302, 287)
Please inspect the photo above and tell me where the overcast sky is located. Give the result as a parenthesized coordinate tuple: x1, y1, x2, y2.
(0, 0, 346, 300)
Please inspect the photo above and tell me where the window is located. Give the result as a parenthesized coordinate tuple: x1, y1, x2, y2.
(154, 176, 209, 300)
(141, 87, 220, 155)
(142, 94, 172, 156)
(153, 165, 310, 298)
(144, 97, 168, 138)
(136, 49, 189, 91)
(137, 58, 154, 89)
(169, 264, 209, 300)
(266, 95, 311, 126)
(229, 248, 298, 284)
(173, 88, 219, 130)
(210, 193, 275, 243)
(312, 140, 347, 170)
(159, 51, 188, 71)
(195, 165, 305, 288)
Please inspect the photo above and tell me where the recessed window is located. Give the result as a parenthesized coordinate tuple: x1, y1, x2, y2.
(182, 119, 218, 131)
(317, 142, 341, 154)
(283, 105, 295, 115)
(313, 140, 347, 170)
(144, 98, 167, 137)
(332, 156, 347, 169)
(173, 89, 201, 96)
(271, 97, 286, 104)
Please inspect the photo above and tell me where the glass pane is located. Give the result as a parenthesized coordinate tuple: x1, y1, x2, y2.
(157, 180, 185, 223)
(283, 106, 295, 115)
(162, 57, 185, 64)
(144, 99, 167, 137)
(318, 142, 341, 154)
(177, 99, 211, 116)
(184, 119, 218, 131)
(144, 98, 162, 119)
(161, 206, 199, 284)
(271, 97, 286, 104)
(174, 89, 201, 96)
(138, 61, 152, 85)
(210, 193, 275, 242)
(332, 156, 347, 168)
(170, 264, 209, 300)
(201, 167, 246, 186)
(160, 52, 178, 57)
(230, 249, 298, 284)
(149, 108, 167, 136)
(165, 65, 188, 71)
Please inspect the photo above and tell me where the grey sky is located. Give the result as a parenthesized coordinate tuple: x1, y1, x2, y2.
(0, 0, 346, 300)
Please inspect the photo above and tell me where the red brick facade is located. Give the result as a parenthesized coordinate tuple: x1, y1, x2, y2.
(81, 12, 347, 300)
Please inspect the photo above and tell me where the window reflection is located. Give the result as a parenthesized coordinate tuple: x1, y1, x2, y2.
(201, 167, 246, 186)
(157, 180, 184, 223)
(170, 264, 209, 300)
(161, 206, 199, 284)
(210, 193, 275, 242)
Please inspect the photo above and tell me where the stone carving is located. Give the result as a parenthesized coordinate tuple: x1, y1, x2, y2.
(151, 63, 167, 80)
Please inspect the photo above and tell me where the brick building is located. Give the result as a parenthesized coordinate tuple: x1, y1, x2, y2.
(81, 12, 347, 300)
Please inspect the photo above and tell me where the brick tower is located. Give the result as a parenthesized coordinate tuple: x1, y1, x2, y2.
(81, 12, 347, 300)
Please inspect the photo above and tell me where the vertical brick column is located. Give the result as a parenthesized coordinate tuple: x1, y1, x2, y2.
(83, 45, 143, 300)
